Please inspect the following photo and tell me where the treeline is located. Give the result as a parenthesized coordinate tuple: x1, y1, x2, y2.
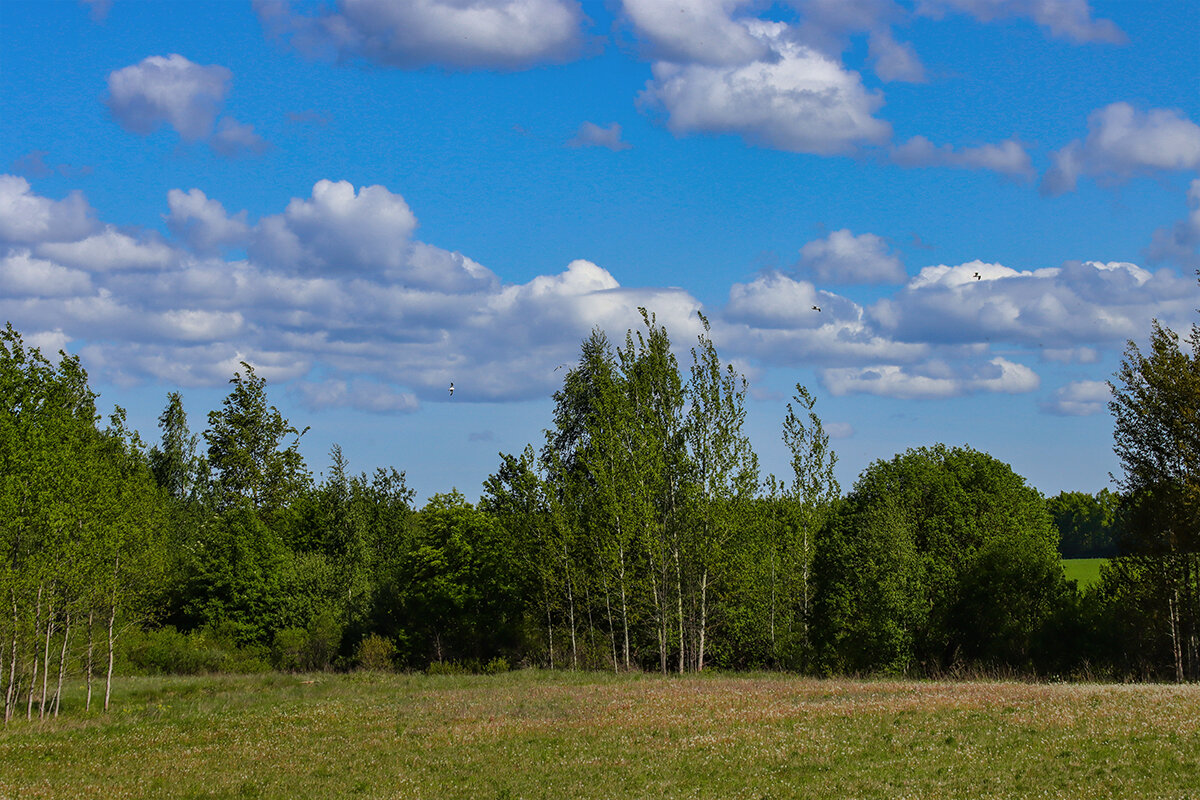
(2, 300, 1199, 719)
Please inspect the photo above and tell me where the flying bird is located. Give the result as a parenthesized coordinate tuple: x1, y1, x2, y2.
(448, 382, 454, 397)
(973, 272, 982, 280)
(811, 305, 821, 312)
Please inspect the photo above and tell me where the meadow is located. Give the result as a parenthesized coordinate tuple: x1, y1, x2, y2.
(1062, 558, 1108, 589)
(2, 670, 1198, 800)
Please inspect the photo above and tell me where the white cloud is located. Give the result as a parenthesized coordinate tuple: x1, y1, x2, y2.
(0, 250, 92, 297)
(892, 135, 1034, 179)
(825, 421, 854, 438)
(165, 188, 251, 253)
(106, 54, 231, 141)
(916, 0, 1125, 44)
(567, 122, 632, 151)
(249, 179, 497, 292)
(619, 0, 768, 66)
(823, 356, 1039, 399)
(1041, 379, 1111, 416)
(0, 175, 97, 244)
(35, 226, 177, 271)
(870, 259, 1199, 349)
(796, 229, 906, 284)
(1042, 103, 1200, 195)
(639, 20, 891, 155)
(255, 0, 586, 70)
(866, 27, 925, 83)
(1146, 179, 1200, 270)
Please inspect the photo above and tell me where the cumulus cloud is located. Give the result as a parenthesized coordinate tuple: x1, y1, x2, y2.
(870, 258, 1200, 349)
(916, 0, 1125, 44)
(165, 188, 251, 254)
(795, 229, 906, 284)
(891, 135, 1034, 179)
(255, 0, 586, 70)
(1042, 103, 1200, 195)
(1041, 379, 1111, 416)
(823, 356, 1039, 399)
(639, 20, 890, 155)
(1146, 179, 1200, 270)
(35, 227, 176, 271)
(106, 54, 231, 141)
(619, 0, 768, 66)
(567, 122, 632, 151)
(0, 175, 97, 244)
(105, 54, 267, 158)
(5, 176, 1188, 410)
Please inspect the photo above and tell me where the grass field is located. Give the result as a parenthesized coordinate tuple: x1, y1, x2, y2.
(2, 670, 1198, 800)
(1063, 558, 1108, 589)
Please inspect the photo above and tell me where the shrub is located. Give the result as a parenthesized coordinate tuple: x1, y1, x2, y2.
(355, 634, 397, 672)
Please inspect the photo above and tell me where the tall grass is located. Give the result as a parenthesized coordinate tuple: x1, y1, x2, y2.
(2, 670, 1197, 799)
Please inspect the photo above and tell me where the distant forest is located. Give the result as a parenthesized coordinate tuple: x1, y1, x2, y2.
(2, 298, 1198, 722)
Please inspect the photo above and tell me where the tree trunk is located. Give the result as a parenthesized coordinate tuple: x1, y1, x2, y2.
(674, 545, 684, 674)
(40, 597, 55, 719)
(618, 542, 630, 670)
(544, 583, 554, 670)
(104, 601, 116, 712)
(6, 592, 19, 724)
(697, 568, 708, 672)
(85, 609, 94, 712)
(53, 611, 71, 717)
(27, 583, 42, 721)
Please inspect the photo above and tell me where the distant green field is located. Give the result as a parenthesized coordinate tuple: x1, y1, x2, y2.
(1062, 557, 1107, 588)
(3, 671, 1199, 799)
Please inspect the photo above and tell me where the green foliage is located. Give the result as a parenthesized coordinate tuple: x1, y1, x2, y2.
(354, 634, 396, 671)
(810, 444, 1063, 675)
(1048, 489, 1119, 558)
(204, 362, 310, 518)
(1105, 308, 1200, 680)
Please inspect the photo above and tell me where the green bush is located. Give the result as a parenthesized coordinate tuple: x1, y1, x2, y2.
(355, 634, 397, 672)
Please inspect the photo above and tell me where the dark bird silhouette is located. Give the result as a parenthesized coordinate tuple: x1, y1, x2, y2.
(448, 382, 455, 397)
(812, 305, 821, 312)
(973, 272, 982, 280)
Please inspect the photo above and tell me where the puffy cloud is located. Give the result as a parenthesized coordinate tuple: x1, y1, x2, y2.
(35, 226, 177, 271)
(165, 188, 251, 254)
(795, 229, 906, 284)
(106, 54, 231, 141)
(567, 122, 632, 151)
(619, 0, 768, 66)
(916, 0, 1125, 44)
(823, 356, 1039, 399)
(870, 259, 1200, 349)
(639, 20, 890, 155)
(722, 272, 927, 365)
(250, 179, 497, 292)
(1042, 103, 1200, 195)
(255, 0, 586, 70)
(1041, 379, 1111, 416)
(0, 250, 92, 297)
(1146, 179, 1200, 270)
(0, 175, 97, 244)
(891, 135, 1034, 179)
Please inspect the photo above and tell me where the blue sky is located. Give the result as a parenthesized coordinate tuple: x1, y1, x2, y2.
(2, 0, 1198, 502)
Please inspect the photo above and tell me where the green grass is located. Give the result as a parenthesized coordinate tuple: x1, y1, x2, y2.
(1063, 557, 1108, 589)
(3, 670, 1199, 799)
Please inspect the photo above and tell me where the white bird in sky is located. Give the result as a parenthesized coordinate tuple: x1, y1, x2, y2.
(448, 382, 454, 397)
